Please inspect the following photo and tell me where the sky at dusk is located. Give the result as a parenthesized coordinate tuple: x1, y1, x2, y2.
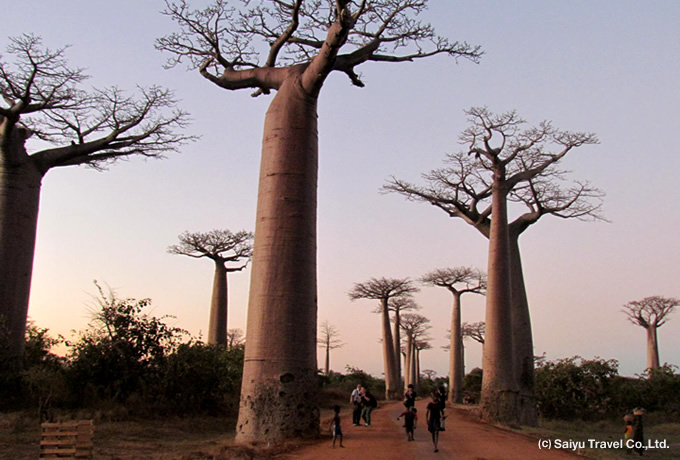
(2, 1, 679, 379)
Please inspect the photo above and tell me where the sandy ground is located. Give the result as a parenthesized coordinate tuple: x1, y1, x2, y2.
(279, 400, 585, 460)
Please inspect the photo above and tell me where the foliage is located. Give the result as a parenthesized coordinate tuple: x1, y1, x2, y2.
(318, 366, 385, 398)
(65, 283, 188, 407)
(463, 367, 483, 404)
(158, 341, 244, 415)
(535, 356, 620, 420)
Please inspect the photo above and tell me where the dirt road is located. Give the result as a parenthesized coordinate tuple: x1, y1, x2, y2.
(280, 400, 585, 460)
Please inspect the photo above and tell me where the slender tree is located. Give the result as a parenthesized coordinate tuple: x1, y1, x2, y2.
(0, 35, 192, 370)
(349, 277, 418, 399)
(421, 267, 485, 403)
(622, 296, 678, 370)
(158, 0, 480, 442)
(385, 107, 600, 425)
(317, 320, 344, 376)
(399, 313, 430, 390)
(168, 229, 253, 345)
(388, 295, 420, 391)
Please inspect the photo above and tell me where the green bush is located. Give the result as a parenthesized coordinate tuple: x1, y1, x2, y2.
(535, 356, 619, 420)
(65, 287, 187, 407)
(157, 341, 244, 415)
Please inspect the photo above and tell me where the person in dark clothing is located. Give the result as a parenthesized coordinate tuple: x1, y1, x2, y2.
(632, 408, 645, 456)
(403, 384, 416, 410)
(427, 393, 443, 452)
(397, 407, 418, 441)
(361, 389, 377, 426)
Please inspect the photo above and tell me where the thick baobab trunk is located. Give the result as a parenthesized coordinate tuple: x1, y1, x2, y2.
(393, 309, 402, 392)
(480, 171, 520, 425)
(646, 327, 660, 370)
(449, 292, 464, 404)
(380, 299, 399, 400)
(207, 262, 228, 345)
(0, 138, 43, 370)
(508, 235, 538, 425)
(236, 77, 320, 442)
(404, 335, 415, 388)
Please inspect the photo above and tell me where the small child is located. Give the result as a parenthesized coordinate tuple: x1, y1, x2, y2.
(397, 407, 418, 441)
(330, 405, 344, 448)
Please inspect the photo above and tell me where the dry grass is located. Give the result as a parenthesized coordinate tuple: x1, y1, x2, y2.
(1, 411, 326, 460)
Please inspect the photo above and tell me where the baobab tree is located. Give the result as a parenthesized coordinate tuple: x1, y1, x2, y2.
(462, 321, 485, 345)
(421, 267, 485, 404)
(227, 328, 245, 349)
(622, 296, 678, 370)
(349, 277, 418, 400)
(168, 229, 253, 345)
(0, 34, 192, 370)
(400, 313, 431, 391)
(388, 295, 420, 390)
(317, 320, 344, 376)
(385, 107, 601, 425)
(158, 0, 480, 442)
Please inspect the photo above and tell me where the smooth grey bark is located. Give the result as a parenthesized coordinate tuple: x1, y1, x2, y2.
(646, 327, 660, 370)
(449, 292, 463, 403)
(208, 262, 228, 345)
(0, 136, 42, 369)
(237, 76, 320, 441)
(480, 166, 520, 424)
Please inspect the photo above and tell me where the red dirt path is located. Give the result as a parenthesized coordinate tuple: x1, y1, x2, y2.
(279, 400, 585, 460)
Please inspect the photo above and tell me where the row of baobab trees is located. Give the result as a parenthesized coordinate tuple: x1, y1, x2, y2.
(172, 223, 680, 411)
(2, 0, 674, 445)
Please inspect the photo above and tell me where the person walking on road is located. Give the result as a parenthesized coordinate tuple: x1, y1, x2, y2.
(427, 392, 443, 452)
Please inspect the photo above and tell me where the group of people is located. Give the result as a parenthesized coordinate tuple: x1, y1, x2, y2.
(349, 384, 378, 427)
(330, 383, 448, 452)
(398, 384, 447, 452)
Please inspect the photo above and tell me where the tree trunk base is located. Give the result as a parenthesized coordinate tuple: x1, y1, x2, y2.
(236, 368, 320, 443)
(480, 389, 521, 426)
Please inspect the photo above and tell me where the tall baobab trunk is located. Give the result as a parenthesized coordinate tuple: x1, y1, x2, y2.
(324, 341, 330, 376)
(508, 234, 537, 425)
(480, 168, 519, 424)
(236, 77, 320, 442)
(380, 298, 399, 400)
(393, 309, 402, 392)
(646, 327, 660, 370)
(449, 292, 464, 403)
(0, 131, 43, 369)
(208, 262, 228, 345)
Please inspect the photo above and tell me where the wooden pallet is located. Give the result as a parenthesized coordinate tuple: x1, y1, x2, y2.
(39, 420, 94, 459)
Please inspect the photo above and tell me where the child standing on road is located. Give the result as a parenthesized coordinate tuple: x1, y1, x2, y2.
(330, 405, 344, 448)
(397, 407, 418, 441)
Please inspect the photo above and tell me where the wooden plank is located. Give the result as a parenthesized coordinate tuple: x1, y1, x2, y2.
(40, 420, 94, 459)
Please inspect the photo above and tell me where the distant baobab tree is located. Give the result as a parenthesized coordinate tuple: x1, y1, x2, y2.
(349, 277, 419, 400)
(399, 313, 431, 391)
(388, 296, 420, 390)
(317, 320, 344, 376)
(622, 296, 678, 370)
(0, 34, 192, 370)
(462, 321, 485, 345)
(227, 328, 245, 350)
(386, 107, 601, 425)
(158, 0, 481, 442)
(421, 267, 485, 404)
(168, 229, 253, 345)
